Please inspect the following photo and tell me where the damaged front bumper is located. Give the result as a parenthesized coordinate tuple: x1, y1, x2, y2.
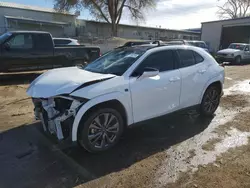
(33, 96, 87, 140)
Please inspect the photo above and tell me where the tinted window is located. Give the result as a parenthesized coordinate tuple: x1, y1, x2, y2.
(34, 34, 53, 50)
(245, 46, 249, 51)
(193, 51, 204, 63)
(8, 34, 33, 49)
(135, 50, 175, 73)
(178, 49, 196, 68)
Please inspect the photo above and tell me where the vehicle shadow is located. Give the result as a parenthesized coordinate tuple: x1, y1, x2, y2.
(0, 112, 214, 187)
(0, 122, 85, 188)
(62, 112, 213, 182)
(0, 72, 42, 86)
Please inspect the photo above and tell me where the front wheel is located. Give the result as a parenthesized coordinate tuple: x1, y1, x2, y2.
(200, 86, 221, 116)
(78, 108, 124, 153)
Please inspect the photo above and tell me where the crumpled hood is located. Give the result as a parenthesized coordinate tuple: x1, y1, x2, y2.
(217, 48, 241, 54)
(27, 67, 115, 98)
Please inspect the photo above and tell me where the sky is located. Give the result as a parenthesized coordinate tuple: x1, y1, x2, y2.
(2, 0, 225, 29)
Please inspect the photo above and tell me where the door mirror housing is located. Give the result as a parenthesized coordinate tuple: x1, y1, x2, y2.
(139, 67, 159, 79)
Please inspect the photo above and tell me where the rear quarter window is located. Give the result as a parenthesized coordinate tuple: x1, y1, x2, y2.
(193, 51, 204, 63)
(177, 49, 196, 68)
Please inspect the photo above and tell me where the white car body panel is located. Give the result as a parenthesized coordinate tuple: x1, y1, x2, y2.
(129, 69, 181, 123)
(179, 48, 217, 108)
(218, 49, 240, 53)
(26, 67, 115, 98)
(27, 45, 225, 143)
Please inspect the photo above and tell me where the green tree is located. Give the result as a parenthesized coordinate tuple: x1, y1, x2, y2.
(54, 0, 155, 36)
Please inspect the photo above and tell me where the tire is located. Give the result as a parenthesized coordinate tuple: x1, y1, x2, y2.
(200, 86, 221, 117)
(78, 108, 124, 153)
(235, 56, 241, 64)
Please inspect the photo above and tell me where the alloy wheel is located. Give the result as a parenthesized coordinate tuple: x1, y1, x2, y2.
(203, 89, 220, 113)
(88, 113, 119, 149)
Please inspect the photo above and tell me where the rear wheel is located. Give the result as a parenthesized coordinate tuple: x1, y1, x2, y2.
(200, 86, 221, 116)
(235, 56, 241, 64)
(78, 108, 124, 153)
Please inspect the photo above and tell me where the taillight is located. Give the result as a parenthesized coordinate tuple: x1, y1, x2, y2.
(99, 52, 102, 56)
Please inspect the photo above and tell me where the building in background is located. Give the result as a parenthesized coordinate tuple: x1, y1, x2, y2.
(77, 20, 200, 41)
(202, 17, 250, 53)
(0, 2, 200, 40)
(0, 2, 77, 37)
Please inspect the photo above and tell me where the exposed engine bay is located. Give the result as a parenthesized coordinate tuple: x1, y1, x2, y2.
(32, 96, 86, 140)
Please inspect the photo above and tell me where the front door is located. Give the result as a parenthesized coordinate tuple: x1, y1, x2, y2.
(1, 33, 35, 71)
(243, 45, 250, 60)
(129, 50, 181, 123)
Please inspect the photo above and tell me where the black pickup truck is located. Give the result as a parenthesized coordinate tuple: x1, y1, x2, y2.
(0, 31, 100, 72)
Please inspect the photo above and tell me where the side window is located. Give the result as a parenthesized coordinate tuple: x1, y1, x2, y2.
(178, 49, 196, 68)
(193, 51, 204, 63)
(134, 50, 175, 73)
(245, 46, 249, 51)
(34, 34, 53, 50)
(8, 34, 33, 49)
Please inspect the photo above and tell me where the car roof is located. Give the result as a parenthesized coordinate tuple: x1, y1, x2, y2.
(188, 40, 206, 43)
(9, 30, 50, 34)
(119, 44, 204, 52)
(231, 43, 248, 45)
(53, 37, 77, 40)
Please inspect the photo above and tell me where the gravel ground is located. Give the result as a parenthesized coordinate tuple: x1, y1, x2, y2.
(0, 65, 250, 188)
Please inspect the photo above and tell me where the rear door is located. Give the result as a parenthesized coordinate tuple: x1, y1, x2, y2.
(33, 33, 55, 69)
(177, 49, 210, 108)
(1, 33, 35, 71)
(129, 50, 181, 123)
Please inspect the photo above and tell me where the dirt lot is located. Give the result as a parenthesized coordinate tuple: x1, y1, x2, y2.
(0, 65, 250, 188)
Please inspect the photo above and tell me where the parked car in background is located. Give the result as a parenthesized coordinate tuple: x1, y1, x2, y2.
(53, 38, 81, 47)
(27, 44, 224, 153)
(0, 31, 100, 72)
(216, 43, 250, 64)
(116, 41, 152, 48)
(166, 40, 209, 52)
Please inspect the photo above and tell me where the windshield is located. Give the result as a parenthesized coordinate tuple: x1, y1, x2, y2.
(83, 48, 146, 76)
(228, 44, 246, 50)
(0, 32, 11, 43)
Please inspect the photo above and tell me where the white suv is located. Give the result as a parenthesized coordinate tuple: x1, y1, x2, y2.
(27, 45, 225, 152)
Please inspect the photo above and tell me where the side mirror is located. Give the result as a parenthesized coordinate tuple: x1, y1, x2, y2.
(139, 67, 159, 79)
(3, 42, 10, 51)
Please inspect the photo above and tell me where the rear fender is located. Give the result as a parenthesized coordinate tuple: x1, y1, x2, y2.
(199, 73, 224, 104)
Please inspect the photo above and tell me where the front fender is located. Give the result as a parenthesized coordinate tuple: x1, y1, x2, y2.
(71, 91, 132, 141)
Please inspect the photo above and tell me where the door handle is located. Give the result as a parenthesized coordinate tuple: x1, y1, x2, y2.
(169, 77, 180, 82)
(198, 69, 206, 74)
